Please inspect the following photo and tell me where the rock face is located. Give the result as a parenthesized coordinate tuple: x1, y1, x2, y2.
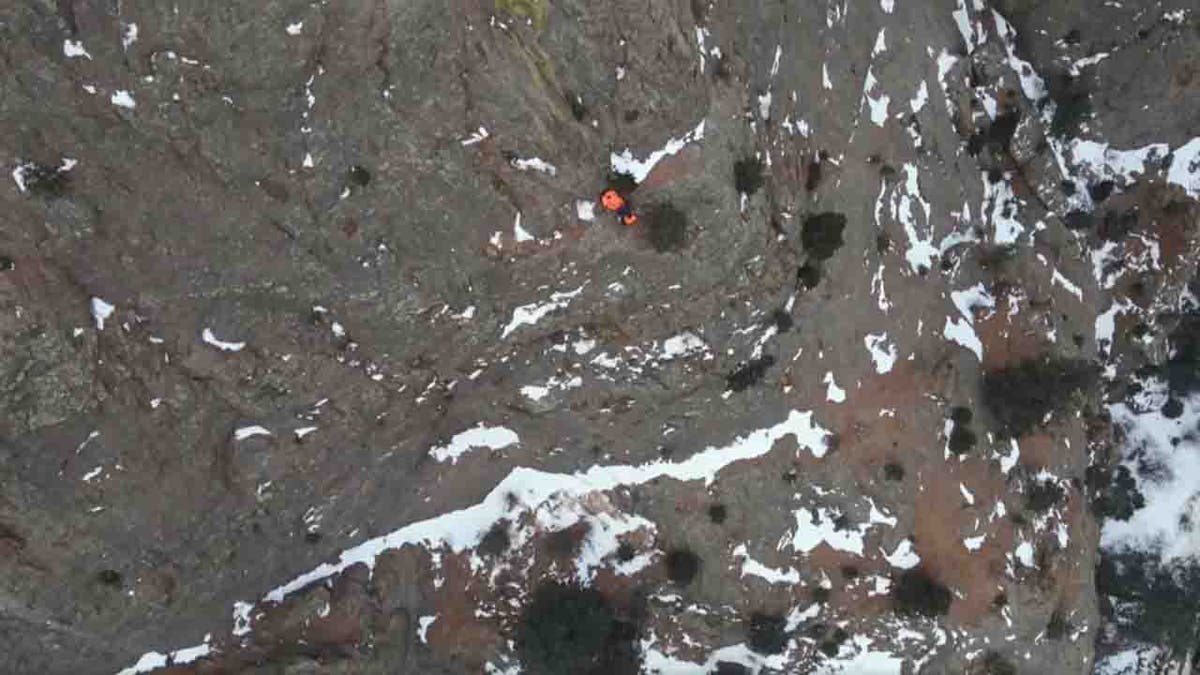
(0, 0, 1197, 673)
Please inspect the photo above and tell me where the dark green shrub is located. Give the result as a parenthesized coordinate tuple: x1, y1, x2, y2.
(734, 157, 765, 195)
(726, 355, 775, 392)
(981, 358, 1097, 437)
(665, 548, 701, 585)
(643, 203, 688, 253)
(801, 212, 846, 260)
(517, 582, 640, 675)
(747, 612, 788, 654)
(892, 568, 951, 617)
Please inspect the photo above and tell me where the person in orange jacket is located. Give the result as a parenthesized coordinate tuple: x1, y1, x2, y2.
(600, 189, 639, 226)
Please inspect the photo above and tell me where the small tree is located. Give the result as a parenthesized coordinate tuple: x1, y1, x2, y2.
(981, 358, 1096, 437)
(892, 568, 952, 617)
(517, 581, 640, 675)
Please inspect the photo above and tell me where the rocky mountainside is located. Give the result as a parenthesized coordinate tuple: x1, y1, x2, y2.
(1, 0, 1197, 673)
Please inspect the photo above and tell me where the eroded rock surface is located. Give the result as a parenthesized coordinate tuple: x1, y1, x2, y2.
(1, 0, 1198, 673)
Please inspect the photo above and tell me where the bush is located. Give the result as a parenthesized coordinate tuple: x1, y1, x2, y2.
(1087, 464, 1146, 522)
(818, 627, 849, 656)
(981, 358, 1097, 437)
(643, 203, 688, 253)
(986, 112, 1021, 150)
(1050, 91, 1092, 138)
(1097, 550, 1200, 657)
(517, 582, 640, 675)
(726, 354, 775, 392)
(980, 651, 1017, 675)
(746, 612, 788, 654)
(713, 663, 750, 675)
(883, 462, 905, 481)
(734, 157, 765, 195)
(892, 568, 952, 617)
(707, 503, 727, 524)
(606, 171, 637, 195)
(1025, 480, 1065, 513)
(796, 263, 821, 290)
(478, 521, 510, 556)
(801, 212, 846, 260)
(665, 548, 701, 585)
(20, 163, 69, 197)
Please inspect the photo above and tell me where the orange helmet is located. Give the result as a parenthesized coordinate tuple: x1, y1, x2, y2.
(600, 189, 626, 212)
(622, 213, 639, 226)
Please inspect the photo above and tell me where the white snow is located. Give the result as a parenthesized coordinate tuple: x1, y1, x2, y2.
(90, 297, 115, 330)
(757, 92, 772, 120)
(871, 266, 892, 314)
(510, 156, 557, 176)
(286, 21, 303, 35)
(1067, 139, 1168, 184)
(110, 90, 136, 109)
(63, 39, 92, 59)
(910, 80, 928, 113)
(883, 538, 920, 568)
(520, 374, 581, 402)
(875, 164, 936, 274)
(231, 601, 254, 637)
(11, 164, 29, 192)
(461, 127, 489, 146)
(1014, 541, 1035, 567)
(791, 506, 868, 555)
(660, 332, 707, 360)
(82, 466, 103, 482)
(864, 333, 897, 374)
(201, 327, 245, 352)
(824, 371, 846, 403)
(983, 173, 1024, 244)
(116, 642, 211, 675)
(872, 28, 887, 57)
(734, 543, 800, 584)
(500, 285, 584, 338)
(234, 426, 272, 441)
(294, 426, 318, 440)
(417, 615, 437, 643)
(862, 68, 890, 126)
(1051, 269, 1083, 300)
(823, 63, 833, 89)
(950, 283, 995, 322)
(122, 23, 139, 50)
(512, 212, 534, 242)
(880, 0, 895, 13)
(944, 316, 983, 360)
(1167, 137, 1200, 198)
(959, 483, 975, 505)
(610, 119, 706, 183)
(429, 423, 520, 463)
(263, 410, 828, 603)
(963, 535, 986, 551)
(815, 635, 904, 674)
(1094, 299, 1129, 349)
(1103, 392, 1200, 561)
(575, 200, 595, 221)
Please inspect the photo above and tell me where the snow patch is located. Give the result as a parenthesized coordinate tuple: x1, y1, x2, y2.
(429, 424, 520, 464)
(90, 297, 115, 330)
(202, 327, 245, 352)
(610, 119, 706, 183)
(110, 90, 136, 109)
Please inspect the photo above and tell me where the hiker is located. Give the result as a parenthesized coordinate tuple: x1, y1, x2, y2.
(600, 188, 639, 226)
